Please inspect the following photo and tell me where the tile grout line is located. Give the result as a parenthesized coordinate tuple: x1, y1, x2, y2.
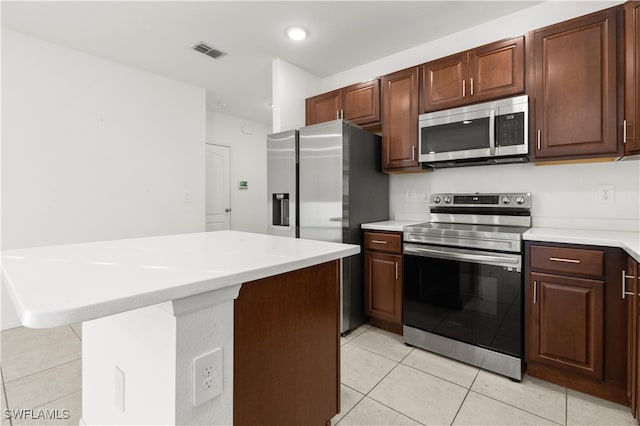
(351, 344, 427, 426)
(347, 332, 565, 425)
(334, 383, 365, 425)
(3, 357, 81, 385)
(1, 367, 13, 426)
(449, 368, 479, 425)
(463, 388, 564, 425)
(399, 361, 475, 392)
(28, 389, 82, 414)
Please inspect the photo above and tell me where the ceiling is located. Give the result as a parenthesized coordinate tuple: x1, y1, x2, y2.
(1, 1, 541, 125)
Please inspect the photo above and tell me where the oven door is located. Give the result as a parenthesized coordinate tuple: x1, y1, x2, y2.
(403, 243, 523, 358)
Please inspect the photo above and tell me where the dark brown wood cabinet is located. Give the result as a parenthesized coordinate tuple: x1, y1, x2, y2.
(529, 272, 604, 379)
(420, 36, 524, 112)
(364, 231, 403, 333)
(530, 8, 620, 161)
(525, 242, 628, 404)
(234, 261, 340, 426)
(626, 256, 639, 419)
(305, 90, 342, 125)
(305, 79, 380, 127)
(381, 67, 421, 172)
(625, 1, 640, 155)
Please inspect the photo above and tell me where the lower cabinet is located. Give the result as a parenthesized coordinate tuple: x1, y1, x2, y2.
(626, 256, 639, 420)
(525, 242, 627, 404)
(529, 272, 604, 380)
(363, 231, 403, 334)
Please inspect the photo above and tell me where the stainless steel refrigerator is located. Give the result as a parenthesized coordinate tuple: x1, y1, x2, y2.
(267, 119, 389, 334)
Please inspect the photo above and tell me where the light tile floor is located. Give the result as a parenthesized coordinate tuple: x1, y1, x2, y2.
(0, 323, 635, 425)
(334, 325, 636, 426)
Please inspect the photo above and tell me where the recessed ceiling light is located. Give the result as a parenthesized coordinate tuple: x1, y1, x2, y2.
(286, 26, 308, 41)
(217, 102, 227, 108)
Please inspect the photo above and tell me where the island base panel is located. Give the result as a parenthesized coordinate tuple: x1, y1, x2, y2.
(234, 260, 341, 426)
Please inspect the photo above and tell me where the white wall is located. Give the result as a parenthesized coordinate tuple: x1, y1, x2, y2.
(1, 30, 206, 329)
(206, 111, 270, 234)
(391, 161, 640, 231)
(317, 0, 638, 231)
(272, 58, 320, 132)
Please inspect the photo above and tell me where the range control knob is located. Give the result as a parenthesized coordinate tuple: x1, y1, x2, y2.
(433, 196, 442, 204)
(502, 196, 511, 204)
(444, 196, 452, 204)
(515, 196, 526, 205)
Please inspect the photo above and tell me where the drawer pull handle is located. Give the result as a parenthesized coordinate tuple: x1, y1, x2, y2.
(395, 262, 399, 280)
(549, 257, 580, 264)
(371, 240, 388, 244)
(533, 280, 538, 304)
(623, 270, 636, 300)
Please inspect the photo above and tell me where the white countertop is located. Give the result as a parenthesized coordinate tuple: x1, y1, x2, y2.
(1, 231, 359, 328)
(524, 227, 640, 261)
(361, 220, 426, 232)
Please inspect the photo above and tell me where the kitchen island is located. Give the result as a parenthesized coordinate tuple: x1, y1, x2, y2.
(1, 230, 359, 425)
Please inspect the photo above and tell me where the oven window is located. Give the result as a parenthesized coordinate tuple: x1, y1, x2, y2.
(403, 254, 522, 357)
(421, 117, 490, 155)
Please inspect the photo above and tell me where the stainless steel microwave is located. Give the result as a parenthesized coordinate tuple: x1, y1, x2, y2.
(419, 95, 528, 166)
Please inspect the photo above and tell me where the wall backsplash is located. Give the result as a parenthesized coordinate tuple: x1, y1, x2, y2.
(390, 160, 640, 231)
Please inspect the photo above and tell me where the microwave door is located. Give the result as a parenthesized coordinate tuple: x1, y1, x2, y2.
(419, 109, 492, 163)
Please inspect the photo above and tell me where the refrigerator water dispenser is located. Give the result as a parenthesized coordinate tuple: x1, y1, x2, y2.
(272, 193, 290, 226)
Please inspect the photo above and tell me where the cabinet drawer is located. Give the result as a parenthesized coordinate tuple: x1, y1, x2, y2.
(530, 245, 604, 277)
(364, 232, 402, 254)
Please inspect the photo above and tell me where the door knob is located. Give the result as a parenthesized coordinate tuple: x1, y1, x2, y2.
(225, 208, 231, 213)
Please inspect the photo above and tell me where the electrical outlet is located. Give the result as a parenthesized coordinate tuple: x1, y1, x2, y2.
(203, 376, 215, 389)
(405, 189, 417, 203)
(193, 348, 223, 406)
(203, 365, 214, 377)
(597, 184, 615, 204)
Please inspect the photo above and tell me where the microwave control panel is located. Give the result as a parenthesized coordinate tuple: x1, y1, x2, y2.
(496, 112, 524, 147)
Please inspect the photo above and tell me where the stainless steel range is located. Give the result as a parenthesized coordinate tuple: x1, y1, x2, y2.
(403, 192, 531, 381)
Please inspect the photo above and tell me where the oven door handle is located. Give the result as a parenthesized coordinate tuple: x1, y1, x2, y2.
(404, 244, 521, 270)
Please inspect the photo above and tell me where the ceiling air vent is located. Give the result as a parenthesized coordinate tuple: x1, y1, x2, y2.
(192, 42, 226, 59)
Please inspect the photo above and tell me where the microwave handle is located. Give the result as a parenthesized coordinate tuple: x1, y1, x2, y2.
(489, 109, 496, 155)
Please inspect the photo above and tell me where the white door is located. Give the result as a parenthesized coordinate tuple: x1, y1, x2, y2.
(205, 144, 231, 231)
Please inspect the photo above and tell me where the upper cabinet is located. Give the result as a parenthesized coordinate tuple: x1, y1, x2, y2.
(381, 67, 421, 172)
(420, 36, 525, 113)
(625, 1, 640, 155)
(530, 8, 619, 161)
(305, 79, 380, 127)
(305, 90, 342, 125)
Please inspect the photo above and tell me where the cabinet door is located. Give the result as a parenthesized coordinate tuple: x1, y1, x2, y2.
(381, 67, 420, 171)
(421, 52, 468, 112)
(342, 80, 380, 126)
(625, 2, 640, 155)
(305, 90, 341, 126)
(529, 272, 604, 379)
(532, 9, 619, 160)
(627, 257, 638, 413)
(364, 251, 402, 324)
(636, 267, 640, 420)
(469, 36, 525, 103)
